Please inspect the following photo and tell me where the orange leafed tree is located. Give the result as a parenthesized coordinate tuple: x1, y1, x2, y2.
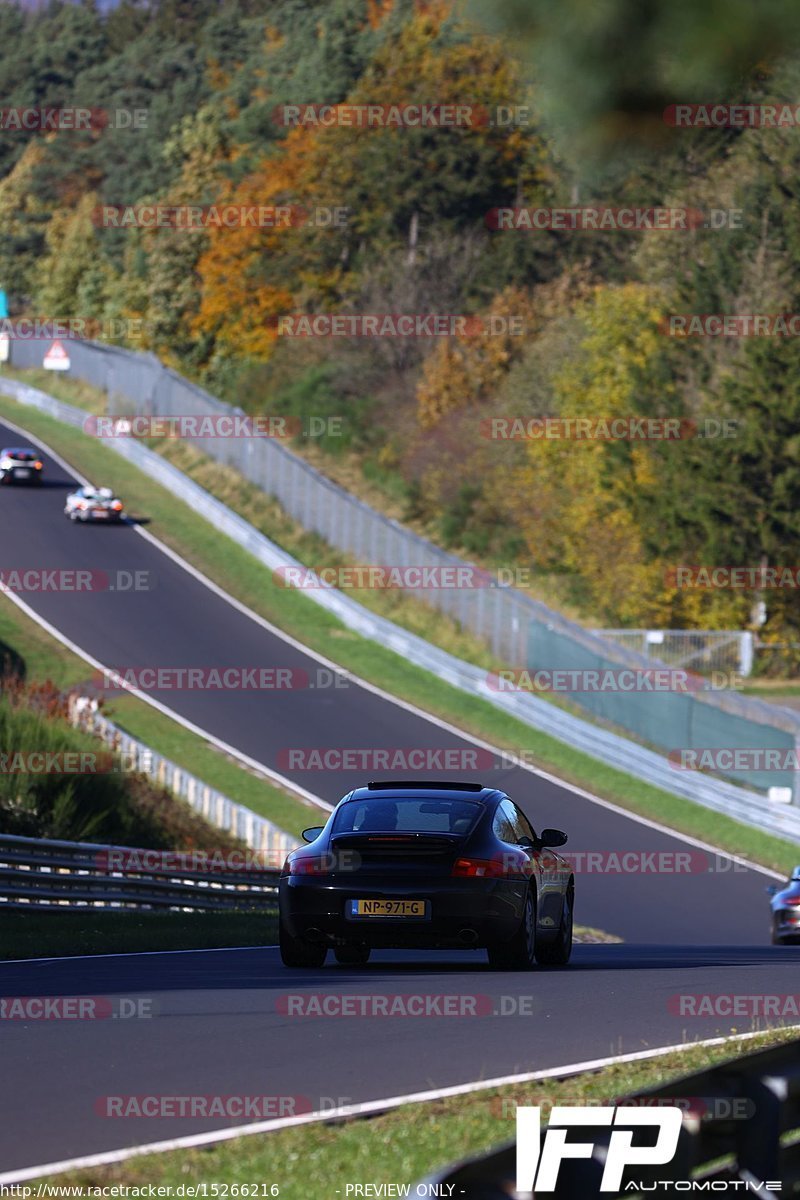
(192, 134, 314, 359)
(195, 3, 545, 362)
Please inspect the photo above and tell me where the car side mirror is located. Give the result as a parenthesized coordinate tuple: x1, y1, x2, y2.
(766, 885, 778, 897)
(539, 828, 568, 848)
(302, 826, 324, 843)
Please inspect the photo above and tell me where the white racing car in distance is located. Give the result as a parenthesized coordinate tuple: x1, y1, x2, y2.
(64, 485, 125, 523)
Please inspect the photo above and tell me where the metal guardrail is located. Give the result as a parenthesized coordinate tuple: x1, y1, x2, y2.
(0, 832, 281, 911)
(2, 375, 800, 845)
(417, 1035, 800, 1197)
(67, 696, 300, 857)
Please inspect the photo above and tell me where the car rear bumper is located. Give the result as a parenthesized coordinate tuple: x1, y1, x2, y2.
(279, 877, 526, 948)
(2, 468, 42, 483)
(68, 509, 124, 521)
(774, 911, 800, 941)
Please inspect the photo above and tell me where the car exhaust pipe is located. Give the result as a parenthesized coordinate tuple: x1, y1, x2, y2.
(458, 928, 479, 945)
(305, 927, 326, 944)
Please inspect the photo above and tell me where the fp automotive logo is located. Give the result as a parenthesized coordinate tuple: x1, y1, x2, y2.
(515, 1106, 682, 1192)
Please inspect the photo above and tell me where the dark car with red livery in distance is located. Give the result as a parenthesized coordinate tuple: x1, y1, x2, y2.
(278, 780, 574, 970)
(0, 447, 43, 484)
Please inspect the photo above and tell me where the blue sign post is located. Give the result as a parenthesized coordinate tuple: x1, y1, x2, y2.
(0, 289, 8, 363)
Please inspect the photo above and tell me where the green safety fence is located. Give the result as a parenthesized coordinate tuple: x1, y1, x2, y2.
(527, 618, 798, 793)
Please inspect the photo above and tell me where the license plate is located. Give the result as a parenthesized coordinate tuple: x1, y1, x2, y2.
(15, 469, 30, 478)
(92, 509, 109, 517)
(348, 899, 427, 918)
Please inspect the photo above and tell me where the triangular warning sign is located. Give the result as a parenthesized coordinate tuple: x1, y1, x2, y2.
(44, 339, 71, 371)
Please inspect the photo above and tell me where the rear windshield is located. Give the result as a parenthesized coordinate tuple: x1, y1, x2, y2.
(4, 449, 35, 461)
(333, 796, 481, 835)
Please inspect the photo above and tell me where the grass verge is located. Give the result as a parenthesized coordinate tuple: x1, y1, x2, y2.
(0, 910, 277, 961)
(0, 595, 319, 839)
(0, 378, 797, 874)
(31, 1027, 799, 1190)
(6, 367, 107, 415)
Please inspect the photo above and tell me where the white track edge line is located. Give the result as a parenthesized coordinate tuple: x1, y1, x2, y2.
(0, 589, 331, 814)
(0, 944, 280, 966)
(0, 412, 95, 488)
(2, 1025, 797, 1185)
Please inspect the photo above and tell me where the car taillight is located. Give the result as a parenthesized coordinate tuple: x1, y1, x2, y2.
(452, 856, 511, 879)
(783, 897, 800, 906)
(283, 855, 332, 877)
(453, 852, 533, 878)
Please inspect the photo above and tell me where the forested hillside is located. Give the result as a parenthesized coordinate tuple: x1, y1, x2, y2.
(2, 0, 800, 660)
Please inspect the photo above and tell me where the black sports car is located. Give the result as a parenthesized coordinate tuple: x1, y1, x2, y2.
(0, 447, 43, 484)
(768, 866, 800, 944)
(278, 780, 574, 969)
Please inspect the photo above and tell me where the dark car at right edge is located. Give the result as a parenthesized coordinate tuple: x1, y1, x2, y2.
(279, 780, 574, 970)
(768, 865, 800, 944)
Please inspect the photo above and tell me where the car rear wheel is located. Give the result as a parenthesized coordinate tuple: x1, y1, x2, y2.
(334, 944, 371, 966)
(536, 884, 573, 967)
(279, 917, 327, 968)
(771, 919, 784, 946)
(487, 889, 537, 970)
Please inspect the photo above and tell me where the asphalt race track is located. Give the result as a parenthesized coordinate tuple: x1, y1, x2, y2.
(2, 944, 799, 1174)
(0, 420, 795, 1175)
